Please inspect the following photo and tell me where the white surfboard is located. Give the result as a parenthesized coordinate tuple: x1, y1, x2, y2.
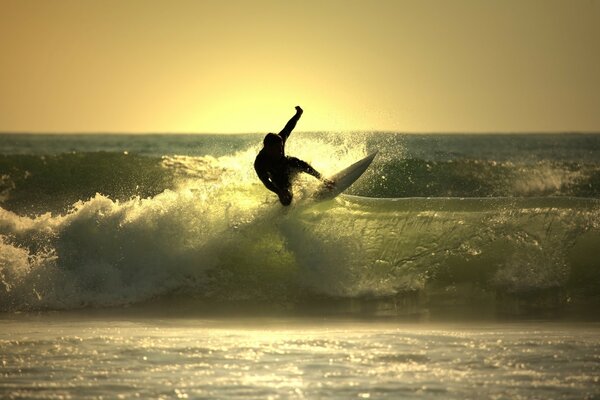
(313, 151, 378, 201)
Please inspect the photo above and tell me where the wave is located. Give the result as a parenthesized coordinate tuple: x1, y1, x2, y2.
(0, 152, 175, 215)
(1, 151, 599, 216)
(354, 158, 600, 199)
(1, 189, 599, 316)
(1, 137, 599, 317)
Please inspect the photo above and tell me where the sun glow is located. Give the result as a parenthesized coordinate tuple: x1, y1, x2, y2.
(174, 86, 369, 134)
(1, 0, 599, 133)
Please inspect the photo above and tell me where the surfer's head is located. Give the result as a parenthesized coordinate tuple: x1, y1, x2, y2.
(263, 133, 284, 157)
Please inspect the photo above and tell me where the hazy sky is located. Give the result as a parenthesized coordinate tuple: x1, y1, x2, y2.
(1, 0, 599, 133)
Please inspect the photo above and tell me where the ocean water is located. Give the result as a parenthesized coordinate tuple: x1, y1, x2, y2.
(1, 317, 598, 399)
(1, 132, 599, 398)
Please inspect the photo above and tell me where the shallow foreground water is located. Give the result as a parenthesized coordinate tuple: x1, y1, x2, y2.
(1, 316, 599, 399)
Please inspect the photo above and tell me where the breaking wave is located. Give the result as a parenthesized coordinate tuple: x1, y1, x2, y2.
(2, 144, 600, 217)
(0, 162, 598, 317)
(1, 133, 599, 317)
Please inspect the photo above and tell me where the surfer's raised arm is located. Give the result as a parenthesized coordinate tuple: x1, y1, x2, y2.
(278, 106, 303, 142)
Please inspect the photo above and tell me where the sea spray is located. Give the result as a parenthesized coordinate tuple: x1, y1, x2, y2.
(1, 133, 599, 316)
(1, 191, 599, 314)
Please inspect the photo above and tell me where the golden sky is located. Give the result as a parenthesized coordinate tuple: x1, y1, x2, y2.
(1, 0, 599, 133)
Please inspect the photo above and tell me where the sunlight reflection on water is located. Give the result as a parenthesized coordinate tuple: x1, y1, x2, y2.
(1, 318, 599, 399)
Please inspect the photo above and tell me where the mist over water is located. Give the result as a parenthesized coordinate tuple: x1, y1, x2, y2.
(0, 133, 599, 317)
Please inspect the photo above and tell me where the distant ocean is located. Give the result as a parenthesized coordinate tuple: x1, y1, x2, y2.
(1, 133, 599, 399)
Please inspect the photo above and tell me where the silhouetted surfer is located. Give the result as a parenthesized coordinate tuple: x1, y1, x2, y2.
(254, 106, 332, 205)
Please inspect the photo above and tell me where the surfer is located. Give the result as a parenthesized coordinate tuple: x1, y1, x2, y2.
(254, 106, 332, 205)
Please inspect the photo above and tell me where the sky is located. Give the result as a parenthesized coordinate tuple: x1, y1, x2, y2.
(1, 0, 599, 133)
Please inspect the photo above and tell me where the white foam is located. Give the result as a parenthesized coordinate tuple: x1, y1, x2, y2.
(1, 139, 597, 312)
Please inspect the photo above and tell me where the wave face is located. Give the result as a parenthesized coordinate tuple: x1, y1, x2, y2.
(1, 133, 599, 317)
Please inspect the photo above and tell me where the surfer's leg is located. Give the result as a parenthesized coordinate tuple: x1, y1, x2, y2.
(278, 189, 292, 206)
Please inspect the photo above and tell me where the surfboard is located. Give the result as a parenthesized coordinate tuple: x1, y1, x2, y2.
(313, 151, 378, 201)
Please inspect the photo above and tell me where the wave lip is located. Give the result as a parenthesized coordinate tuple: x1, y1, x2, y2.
(353, 158, 600, 199)
(2, 152, 600, 217)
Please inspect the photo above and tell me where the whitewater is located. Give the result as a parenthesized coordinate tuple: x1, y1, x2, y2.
(1, 133, 599, 315)
(1, 132, 599, 399)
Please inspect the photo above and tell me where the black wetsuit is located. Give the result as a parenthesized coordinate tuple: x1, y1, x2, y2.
(254, 111, 321, 204)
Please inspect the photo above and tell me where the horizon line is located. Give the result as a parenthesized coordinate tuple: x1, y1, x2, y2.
(1, 130, 600, 135)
